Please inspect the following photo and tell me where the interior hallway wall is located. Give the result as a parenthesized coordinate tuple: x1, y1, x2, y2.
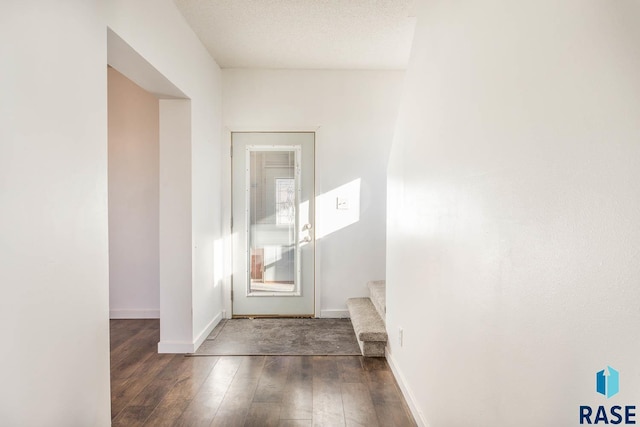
(223, 69, 404, 315)
(108, 66, 160, 319)
(0, 0, 225, 422)
(105, 0, 224, 351)
(0, 1, 111, 425)
(386, 1, 640, 426)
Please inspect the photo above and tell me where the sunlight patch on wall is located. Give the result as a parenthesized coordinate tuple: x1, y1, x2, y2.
(213, 237, 224, 289)
(316, 178, 361, 240)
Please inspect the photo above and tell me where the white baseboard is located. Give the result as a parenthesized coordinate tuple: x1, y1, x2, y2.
(110, 309, 160, 319)
(157, 340, 195, 354)
(320, 309, 350, 318)
(193, 312, 222, 351)
(386, 349, 429, 427)
(157, 311, 223, 354)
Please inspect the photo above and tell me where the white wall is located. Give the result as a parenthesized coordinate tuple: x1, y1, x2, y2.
(158, 99, 194, 350)
(223, 69, 404, 316)
(0, 0, 224, 422)
(386, 1, 640, 426)
(108, 66, 160, 319)
(0, 1, 111, 425)
(105, 0, 224, 351)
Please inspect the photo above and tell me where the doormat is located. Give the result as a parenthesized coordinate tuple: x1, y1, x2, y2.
(190, 318, 361, 356)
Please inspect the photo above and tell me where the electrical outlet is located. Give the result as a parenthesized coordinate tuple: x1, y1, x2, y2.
(399, 327, 404, 347)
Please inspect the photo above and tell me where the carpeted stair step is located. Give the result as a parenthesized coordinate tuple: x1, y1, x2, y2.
(367, 280, 386, 324)
(347, 297, 387, 357)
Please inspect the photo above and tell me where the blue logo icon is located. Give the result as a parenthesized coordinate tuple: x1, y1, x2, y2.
(596, 366, 620, 398)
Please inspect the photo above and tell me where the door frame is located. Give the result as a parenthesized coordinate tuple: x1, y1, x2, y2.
(223, 126, 321, 319)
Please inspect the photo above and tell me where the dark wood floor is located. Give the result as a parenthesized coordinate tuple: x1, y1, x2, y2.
(110, 319, 417, 427)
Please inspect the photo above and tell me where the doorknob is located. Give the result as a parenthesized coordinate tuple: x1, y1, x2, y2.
(300, 236, 312, 243)
(302, 223, 312, 231)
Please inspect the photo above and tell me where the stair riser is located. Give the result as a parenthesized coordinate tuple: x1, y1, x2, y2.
(367, 281, 386, 324)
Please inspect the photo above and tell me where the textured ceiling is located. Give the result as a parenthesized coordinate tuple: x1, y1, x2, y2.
(173, 0, 417, 69)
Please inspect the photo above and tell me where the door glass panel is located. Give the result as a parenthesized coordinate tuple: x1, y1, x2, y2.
(247, 148, 300, 295)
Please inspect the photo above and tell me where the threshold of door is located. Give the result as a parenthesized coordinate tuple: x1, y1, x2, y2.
(232, 314, 315, 319)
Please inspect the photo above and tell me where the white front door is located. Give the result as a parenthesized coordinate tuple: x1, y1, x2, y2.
(231, 132, 315, 316)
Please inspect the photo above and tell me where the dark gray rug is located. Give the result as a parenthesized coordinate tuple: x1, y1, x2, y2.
(191, 318, 361, 356)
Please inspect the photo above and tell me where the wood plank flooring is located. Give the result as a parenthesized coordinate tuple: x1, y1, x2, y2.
(110, 319, 417, 427)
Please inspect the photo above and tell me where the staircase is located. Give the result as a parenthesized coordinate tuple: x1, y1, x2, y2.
(347, 280, 387, 357)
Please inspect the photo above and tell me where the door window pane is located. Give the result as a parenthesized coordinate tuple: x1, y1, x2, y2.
(248, 149, 299, 294)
